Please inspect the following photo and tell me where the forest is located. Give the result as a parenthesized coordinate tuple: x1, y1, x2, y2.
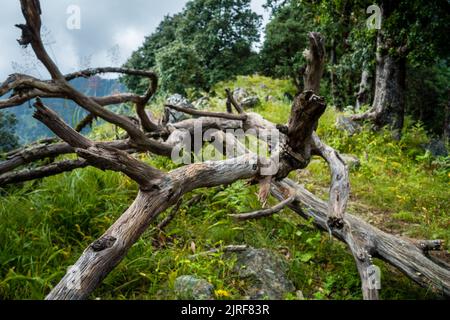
(0, 0, 449, 301)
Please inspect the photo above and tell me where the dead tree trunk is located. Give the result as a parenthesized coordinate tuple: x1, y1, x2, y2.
(0, 0, 448, 301)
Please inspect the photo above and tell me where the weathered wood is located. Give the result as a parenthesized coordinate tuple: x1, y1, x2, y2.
(271, 179, 450, 298)
(165, 104, 248, 121)
(0, 140, 132, 176)
(0, 159, 89, 186)
(229, 196, 295, 221)
(276, 91, 327, 180)
(33, 99, 165, 190)
(2, 1, 447, 301)
(46, 154, 260, 300)
(303, 32, 326, 94)
(225, 88, 245, 114)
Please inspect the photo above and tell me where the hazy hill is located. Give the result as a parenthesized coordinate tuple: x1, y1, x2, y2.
(8, 77, 124, 144)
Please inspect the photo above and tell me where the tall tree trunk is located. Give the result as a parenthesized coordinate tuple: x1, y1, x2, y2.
(350, 1, 406, 138)
(371, 33, 406, 135)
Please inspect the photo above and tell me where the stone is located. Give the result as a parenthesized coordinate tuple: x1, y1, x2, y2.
(425, 139, 448, 157)
(193, 97, 210, 110)
(340, 154, 361, 170)
(241, 96, 260, 109)
(231, 247, 295, 300)
(232, 88, 260, 109)
(166, 94, 196, 123)
(174, 275, 215, 300)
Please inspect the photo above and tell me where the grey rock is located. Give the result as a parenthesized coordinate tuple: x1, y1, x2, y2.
(165, 94, 195, 123)
(233, 88, 249, 102)
(232, 88, 260, 109)
(340, 154, 361, 170)
(174, 275, 215, 300)
(425, 139, 448, 157)
(241, 96, 260, 109)
(336, 116, 361, 136)
(232, 248, 295, 300)
(193, 97, 210, 110)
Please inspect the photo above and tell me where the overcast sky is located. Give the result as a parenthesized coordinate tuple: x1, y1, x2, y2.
(0, 0, 269, 80)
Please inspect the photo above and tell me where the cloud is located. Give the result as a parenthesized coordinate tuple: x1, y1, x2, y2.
(0, 0, 268, 80)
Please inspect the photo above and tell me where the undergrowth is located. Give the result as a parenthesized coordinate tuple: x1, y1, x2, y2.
(0, 75, 448, 300)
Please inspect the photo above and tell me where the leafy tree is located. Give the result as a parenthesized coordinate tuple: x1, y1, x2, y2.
(177, 0, 261, 88)
(123, 0, 261, 93)
(260, 2, 311, 90)
(155, 41, 206, 94)
(361, 0, 450, 134)
(0, 112, 19, 153)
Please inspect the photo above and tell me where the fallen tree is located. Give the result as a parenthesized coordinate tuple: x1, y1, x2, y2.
(0, 0, 448, 300)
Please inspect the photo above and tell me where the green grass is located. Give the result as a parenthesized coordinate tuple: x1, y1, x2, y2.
(1, 75, 448, 300)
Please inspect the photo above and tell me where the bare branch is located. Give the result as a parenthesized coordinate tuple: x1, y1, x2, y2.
(46, 153, 261, 300)
(0, 159, 88, 187)
(225, 88, 245, 114)
(18, 0, 64, 80)
(311, 132, 349, 229)
(303, 32, 326, 94)
(229, 195, 296, 221)
(271, 179, 450, 298)
(32, 98, 165, 189)
(165, 104, 247, 121)
(0, 139, 133, 176)
(65, 67, 161, 132)
(156, 198, 183, 231)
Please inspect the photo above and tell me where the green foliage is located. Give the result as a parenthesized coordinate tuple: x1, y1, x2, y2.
(0, 111, 19, 153)
(155, 41, 206, 95)
(261, 0, 449, 134)
(406, 59, 450, 134)
(381, 0, 450, 66)
(123, 0, 261, 93)
(122, 14, 182, 94)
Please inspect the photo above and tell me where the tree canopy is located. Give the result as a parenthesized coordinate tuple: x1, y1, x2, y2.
(260, 0, 450, 134)
(123, 0, 262, 93)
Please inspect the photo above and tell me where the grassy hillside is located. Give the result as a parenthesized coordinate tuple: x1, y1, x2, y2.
(0, 76, 448, 300)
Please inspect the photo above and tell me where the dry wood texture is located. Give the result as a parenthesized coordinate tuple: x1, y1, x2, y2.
(0, 0, 448, 300)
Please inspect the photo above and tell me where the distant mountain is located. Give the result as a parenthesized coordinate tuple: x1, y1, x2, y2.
(7, 77, 125, 144)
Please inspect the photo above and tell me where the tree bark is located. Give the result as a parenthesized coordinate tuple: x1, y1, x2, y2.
(371, 33, 406, 134)
(355, 67, 371, 111)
